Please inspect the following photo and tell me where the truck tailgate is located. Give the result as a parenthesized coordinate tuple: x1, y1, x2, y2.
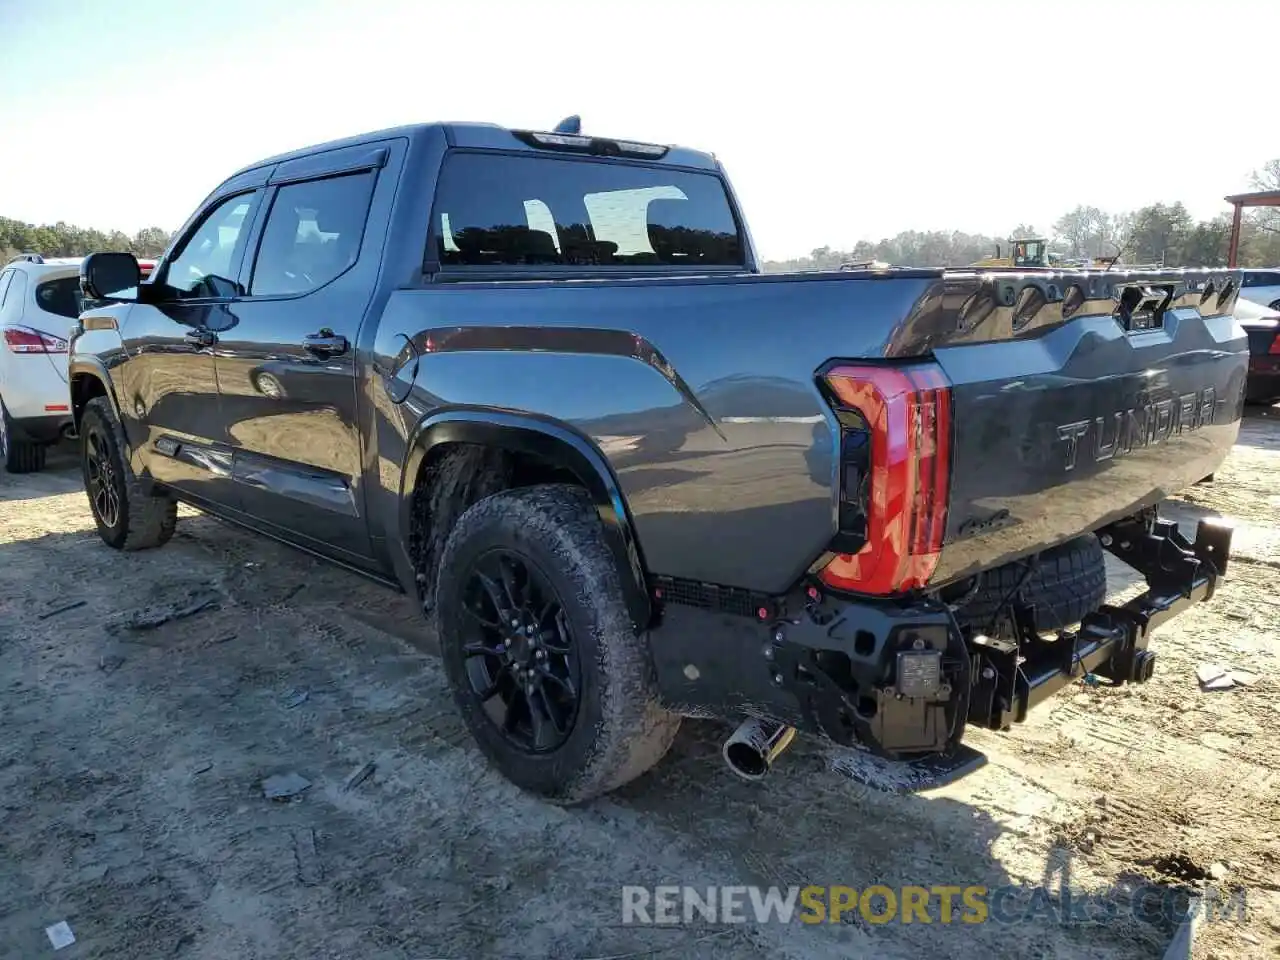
(928, 272, 1247, 583)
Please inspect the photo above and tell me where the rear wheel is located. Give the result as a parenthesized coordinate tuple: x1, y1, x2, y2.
(434, 484, 681, 804)
(80, 397, 177, 550)
(0, 398, 48, 474)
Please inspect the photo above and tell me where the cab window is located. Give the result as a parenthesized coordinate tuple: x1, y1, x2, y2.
(249, 171, 375, 296)
(161, 193, 258, 298)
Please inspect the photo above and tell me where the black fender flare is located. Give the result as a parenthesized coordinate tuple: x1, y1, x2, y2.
(399, 408, 652, 631)
(68, 358, 151, 479)
(67, 357, 125, 424)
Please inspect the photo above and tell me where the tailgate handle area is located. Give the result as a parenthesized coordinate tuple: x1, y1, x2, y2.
(1115, 283, 1174, 332)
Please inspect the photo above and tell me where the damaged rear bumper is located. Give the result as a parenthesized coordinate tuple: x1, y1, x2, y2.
(967, 515, 1231, 731)
(648, 513, 1233, 765)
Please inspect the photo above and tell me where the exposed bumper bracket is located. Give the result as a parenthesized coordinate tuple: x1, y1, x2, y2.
(967, 515, 1232, 731)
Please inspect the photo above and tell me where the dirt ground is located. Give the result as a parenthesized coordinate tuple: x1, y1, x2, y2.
(2, 409, 1278, 960)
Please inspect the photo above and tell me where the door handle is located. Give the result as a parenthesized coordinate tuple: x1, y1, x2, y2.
(303, 330, 348, 357)
(184, 329, 216, 348)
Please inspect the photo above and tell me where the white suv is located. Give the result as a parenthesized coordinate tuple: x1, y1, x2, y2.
(1241, 269, 1280, 312)
(0, 254, 153, 473)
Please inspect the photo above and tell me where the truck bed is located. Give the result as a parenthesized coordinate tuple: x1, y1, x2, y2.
(381, 265, 1246, 593)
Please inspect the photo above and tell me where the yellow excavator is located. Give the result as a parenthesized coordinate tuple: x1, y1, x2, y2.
(973, 237, 1128, 270)
(972, 237, 1052, 268)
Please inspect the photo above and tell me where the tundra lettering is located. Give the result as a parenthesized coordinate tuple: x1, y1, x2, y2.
(1057, 387, 1218, 471)
(68, 119, 1245, 801)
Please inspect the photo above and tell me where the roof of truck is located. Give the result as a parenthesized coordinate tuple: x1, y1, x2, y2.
(229, 122, 720, 180)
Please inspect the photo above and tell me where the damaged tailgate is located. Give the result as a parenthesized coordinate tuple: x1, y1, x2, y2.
(918, 268, 1248, 584)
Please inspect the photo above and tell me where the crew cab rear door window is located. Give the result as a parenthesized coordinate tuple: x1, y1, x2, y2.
(249, 171, 376, 297)
(430, 153, 744, 268)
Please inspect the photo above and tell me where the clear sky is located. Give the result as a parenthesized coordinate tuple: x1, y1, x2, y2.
(1, 0, 1276, 260)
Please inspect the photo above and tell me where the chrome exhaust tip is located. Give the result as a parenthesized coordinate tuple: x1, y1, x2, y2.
(722, 718, 797, 782)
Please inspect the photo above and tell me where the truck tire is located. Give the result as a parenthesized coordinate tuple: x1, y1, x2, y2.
(957, 534, 1108, 634)
(80, 397, 178, 551)
(0, 399, 47, 474)
(433, 484, 681, 804)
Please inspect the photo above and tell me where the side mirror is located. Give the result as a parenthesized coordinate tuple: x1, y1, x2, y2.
(81, 252, 141, 302)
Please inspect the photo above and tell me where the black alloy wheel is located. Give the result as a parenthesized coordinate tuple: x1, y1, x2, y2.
(458, 548, 581, 753)
(85, 424, 123, 530)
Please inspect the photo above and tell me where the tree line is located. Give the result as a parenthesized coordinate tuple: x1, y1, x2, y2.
(1, 216, 172, 263)
(764, 160, 1280, 272)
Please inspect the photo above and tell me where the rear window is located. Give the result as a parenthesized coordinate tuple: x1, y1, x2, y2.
(1244, 271, 1280, 287)
(431, 153, 743, 268)
(35, 276, 83, 319)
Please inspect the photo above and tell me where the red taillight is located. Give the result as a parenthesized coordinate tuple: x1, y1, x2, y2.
(1270, 334, 1280, 355)
(817, 363, 952, 595)
(3, 326, 68, 354)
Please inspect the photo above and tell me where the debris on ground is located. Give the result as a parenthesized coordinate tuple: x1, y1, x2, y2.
(45, 921, 75, 950)
(262, 772, 312, 801)
(1196, 663, 1261, 691)
(115, 592, 220, 632)
(283, 689, 310, 709)
(191, 761, 213, 777)
(98, 654, 124, 674)
(37, 599, 86, 620)
(1197, 664, 1234, 690)
(292, 827, 322, 885)
(343, 761, 376, 792)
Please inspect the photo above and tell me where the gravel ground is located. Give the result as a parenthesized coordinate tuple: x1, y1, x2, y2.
(1, 407, 1278, 960)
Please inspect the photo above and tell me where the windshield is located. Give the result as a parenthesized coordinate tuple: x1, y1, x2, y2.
(431, 153, 744, 268)
(1012, 241, 1045, 267)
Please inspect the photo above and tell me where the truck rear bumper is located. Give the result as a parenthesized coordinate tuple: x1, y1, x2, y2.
(648, 511, 1233, 761)
(967, 516, 1231, 731)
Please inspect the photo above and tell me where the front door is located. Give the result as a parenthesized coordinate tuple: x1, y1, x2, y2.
(117, 190, 262, 507)
(212, 153, 384, 563)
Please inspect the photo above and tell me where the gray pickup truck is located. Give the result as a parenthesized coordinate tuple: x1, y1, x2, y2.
(70, 119, 1244, 802)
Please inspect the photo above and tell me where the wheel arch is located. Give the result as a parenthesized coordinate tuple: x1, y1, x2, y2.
(68, 359, 123, 429)
(400, 408, 651, 631)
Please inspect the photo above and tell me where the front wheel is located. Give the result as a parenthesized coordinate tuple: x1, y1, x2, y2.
(80, 397, 177, 550)
(433, 484, 681, 804)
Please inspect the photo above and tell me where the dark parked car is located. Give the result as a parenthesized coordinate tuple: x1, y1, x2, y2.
(69, 120, 1244, 802)
(1235, 297, 1280, 405)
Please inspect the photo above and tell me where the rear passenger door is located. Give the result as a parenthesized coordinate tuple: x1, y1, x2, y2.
(214, 143, 394, 564)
